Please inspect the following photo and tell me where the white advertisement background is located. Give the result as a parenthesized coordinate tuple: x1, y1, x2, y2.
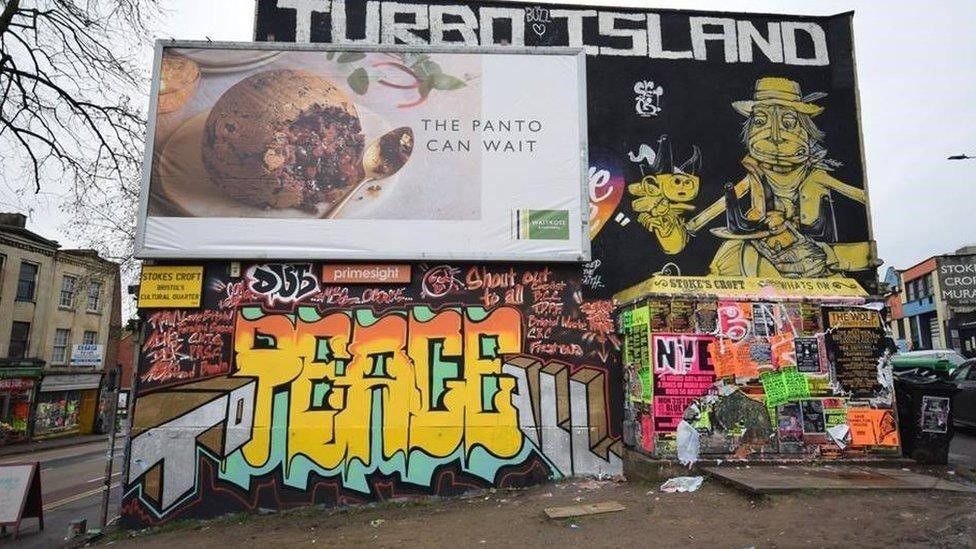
(139, 48, 587, 261)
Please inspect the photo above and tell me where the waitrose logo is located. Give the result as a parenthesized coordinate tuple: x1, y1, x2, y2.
(514, 209, 570, 240)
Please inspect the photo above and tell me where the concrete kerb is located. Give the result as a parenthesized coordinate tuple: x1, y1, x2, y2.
(623, 447, 918, 486)
(0, 434, 109, 458)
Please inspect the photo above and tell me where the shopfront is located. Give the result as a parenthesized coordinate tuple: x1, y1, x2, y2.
(0, 377, 37, 444)
(34, 373, 103, 439)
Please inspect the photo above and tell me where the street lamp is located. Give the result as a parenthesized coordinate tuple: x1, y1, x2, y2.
(948, 154, 975, 160)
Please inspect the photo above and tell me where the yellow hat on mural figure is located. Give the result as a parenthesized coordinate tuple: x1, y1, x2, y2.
(732, 77, 825, 117)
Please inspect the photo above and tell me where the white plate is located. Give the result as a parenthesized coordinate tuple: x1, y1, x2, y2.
(178, 49, 282, 74)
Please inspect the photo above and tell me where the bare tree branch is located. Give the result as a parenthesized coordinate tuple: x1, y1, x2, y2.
(1, 0, 160, 318)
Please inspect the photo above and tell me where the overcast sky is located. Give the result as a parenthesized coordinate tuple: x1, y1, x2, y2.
(11, 0, 976, 272)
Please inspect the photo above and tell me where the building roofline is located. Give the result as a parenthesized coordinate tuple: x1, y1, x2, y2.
(0, 225, 60, 249)
(898, 255, 939, 275)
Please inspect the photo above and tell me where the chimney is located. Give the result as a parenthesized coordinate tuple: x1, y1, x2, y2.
(0, 212, 28, 228)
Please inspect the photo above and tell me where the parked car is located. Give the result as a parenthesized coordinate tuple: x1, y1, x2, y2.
(949, 361, 976, 428)
(890, 349, 968, 377)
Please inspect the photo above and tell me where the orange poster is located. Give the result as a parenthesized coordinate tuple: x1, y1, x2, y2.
(847, 408, 900, 447)
(770, 333, 797, 368)
(709, 341, 736, 378)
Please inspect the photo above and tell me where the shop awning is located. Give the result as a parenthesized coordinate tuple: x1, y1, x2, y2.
(40, 373, 103, 392)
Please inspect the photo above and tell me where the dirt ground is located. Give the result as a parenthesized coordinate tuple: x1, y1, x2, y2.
(103, 472, 976, 549)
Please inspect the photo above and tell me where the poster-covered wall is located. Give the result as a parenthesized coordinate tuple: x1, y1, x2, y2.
(121, 261, 622, 527)
(255, 0, 878, 294)
(620, 294, 899, 459)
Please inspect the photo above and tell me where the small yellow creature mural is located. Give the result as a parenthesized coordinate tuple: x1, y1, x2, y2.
(629, 77, 874, 279)
(628, 139, 701, 255)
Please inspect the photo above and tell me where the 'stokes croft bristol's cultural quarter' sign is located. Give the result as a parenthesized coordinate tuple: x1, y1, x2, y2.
(136, 43, 588, 262)
(253, 0, 878, 295)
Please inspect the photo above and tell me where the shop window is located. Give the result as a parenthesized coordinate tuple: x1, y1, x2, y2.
(0, 381, 32, 442)
(52, 328, 70, 365)
(16, 261, 38, 302)
(34, 390, 81, 436)
(82, 330, 98, 345)
(8, 321, 30, 359)
(87, 281, 102, 313)
(59, 274, 77, 308)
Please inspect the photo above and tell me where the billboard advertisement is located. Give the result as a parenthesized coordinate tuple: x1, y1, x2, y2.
(253, 1, 878, 294)
(936, 255, 976, 306)
(136, 43, 589, 261)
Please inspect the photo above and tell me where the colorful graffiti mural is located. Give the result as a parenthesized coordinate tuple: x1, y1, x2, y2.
(254, 1, 879, 295)
(123, 262, 622, 527)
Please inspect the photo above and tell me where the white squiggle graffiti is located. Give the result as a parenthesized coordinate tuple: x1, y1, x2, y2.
(634, 80, 664, 117)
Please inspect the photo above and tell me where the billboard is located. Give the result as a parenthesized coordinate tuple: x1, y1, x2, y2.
(136, 42, 589, 261)
(936, 255, 976, 306)
(253, 1, 879, 294)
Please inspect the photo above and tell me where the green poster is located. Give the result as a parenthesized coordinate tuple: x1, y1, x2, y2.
(632, 305, 649, 326)
(761, 367, 810, 408)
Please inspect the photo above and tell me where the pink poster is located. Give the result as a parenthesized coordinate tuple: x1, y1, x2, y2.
(651, 333, 716, 433)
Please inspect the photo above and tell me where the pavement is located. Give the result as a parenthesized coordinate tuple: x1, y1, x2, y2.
(0, 437, 124, 548)
(950, 426, 976, 479)
(0, 434, 108, 458)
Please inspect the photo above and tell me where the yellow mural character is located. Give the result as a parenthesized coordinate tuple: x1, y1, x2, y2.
(629, 137, 701, 255)
(629, 77, 874, 278)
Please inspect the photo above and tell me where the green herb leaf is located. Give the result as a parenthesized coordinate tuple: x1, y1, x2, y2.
(348, 68, 369, 95)
(337, 52, 367, 64)
(419, 79, 434, 98)
(431, 73, 466, 91)
(421, 60, 442, 76)
(402, 52, 425, 66)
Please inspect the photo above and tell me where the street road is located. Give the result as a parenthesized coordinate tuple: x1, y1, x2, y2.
(0, 439, 124, 548)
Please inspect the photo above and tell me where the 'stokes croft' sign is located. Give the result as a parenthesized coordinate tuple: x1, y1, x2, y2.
(258, 0, 832, 65)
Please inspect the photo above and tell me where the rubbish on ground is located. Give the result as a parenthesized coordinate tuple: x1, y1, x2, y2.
(575, 478, 611, 490)
(676, 420, 701, 467)
(369, 519, 385, 527)
(660, 476, 705, 493)
(544, 500, 626, 519)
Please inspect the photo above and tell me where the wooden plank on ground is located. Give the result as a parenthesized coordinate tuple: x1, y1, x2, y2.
(544, 500, 626, 519)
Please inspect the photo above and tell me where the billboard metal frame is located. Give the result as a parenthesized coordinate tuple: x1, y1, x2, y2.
(134, 39, 591, 262)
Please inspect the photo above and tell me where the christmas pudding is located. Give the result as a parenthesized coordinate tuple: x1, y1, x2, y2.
(202, 69, 366, 211)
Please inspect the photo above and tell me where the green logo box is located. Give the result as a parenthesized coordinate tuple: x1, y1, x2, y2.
(516, 209, 570, 240)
